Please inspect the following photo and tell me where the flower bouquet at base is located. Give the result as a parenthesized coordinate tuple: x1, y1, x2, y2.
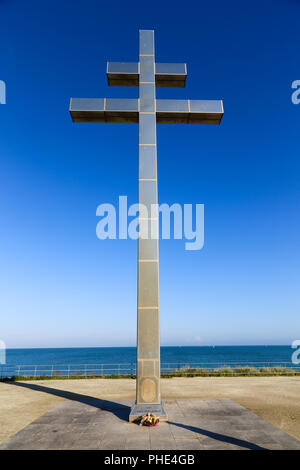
(139, 412, 159, 427)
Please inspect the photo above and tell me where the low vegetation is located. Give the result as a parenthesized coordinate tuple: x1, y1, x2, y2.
(161, 366, 300, 377)
(1, 366, 299, 382)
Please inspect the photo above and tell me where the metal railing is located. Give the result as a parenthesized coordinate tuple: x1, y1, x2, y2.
(0, 361, 299, 379)
(0, 363, 135, 378)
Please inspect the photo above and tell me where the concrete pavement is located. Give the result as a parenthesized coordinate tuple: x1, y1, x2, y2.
(1, 398, 300, 450)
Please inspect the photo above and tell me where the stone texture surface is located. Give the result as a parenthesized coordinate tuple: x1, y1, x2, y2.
(129, 401, 168, 423)
(136, 30, 160, 408)
(1, 398, 300, 450)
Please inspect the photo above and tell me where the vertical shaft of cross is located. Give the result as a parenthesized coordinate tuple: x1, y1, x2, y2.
(136, 30, 161, 408)
(69, 28, 223, 423)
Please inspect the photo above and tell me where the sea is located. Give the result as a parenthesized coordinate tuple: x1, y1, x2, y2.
(1, 345, 296, 377)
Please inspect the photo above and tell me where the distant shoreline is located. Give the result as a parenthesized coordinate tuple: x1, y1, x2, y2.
(5, 345, 291, 350)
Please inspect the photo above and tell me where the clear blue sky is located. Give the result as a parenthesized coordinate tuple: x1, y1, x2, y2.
(0, 0, 299, 348)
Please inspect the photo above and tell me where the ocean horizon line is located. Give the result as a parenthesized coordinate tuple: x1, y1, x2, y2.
(5, 344, 291, 350)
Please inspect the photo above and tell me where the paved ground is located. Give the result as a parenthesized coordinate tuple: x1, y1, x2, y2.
(1, 398, 300, 450)
(1, 377, 300, 443)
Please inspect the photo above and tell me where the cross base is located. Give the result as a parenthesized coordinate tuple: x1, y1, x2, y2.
(129, 401, 168, 423)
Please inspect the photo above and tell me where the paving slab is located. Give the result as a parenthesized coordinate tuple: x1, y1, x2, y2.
(1, 398, 300, 450)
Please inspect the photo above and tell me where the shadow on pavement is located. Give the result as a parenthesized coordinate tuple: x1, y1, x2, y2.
(6, 380, 131, 422)
(168, 421, 267, 450)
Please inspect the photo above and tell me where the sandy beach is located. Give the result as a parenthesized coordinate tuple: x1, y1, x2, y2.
(0, 376, 299, 444)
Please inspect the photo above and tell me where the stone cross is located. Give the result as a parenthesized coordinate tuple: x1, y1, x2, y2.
(69, 30, 223, 421)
